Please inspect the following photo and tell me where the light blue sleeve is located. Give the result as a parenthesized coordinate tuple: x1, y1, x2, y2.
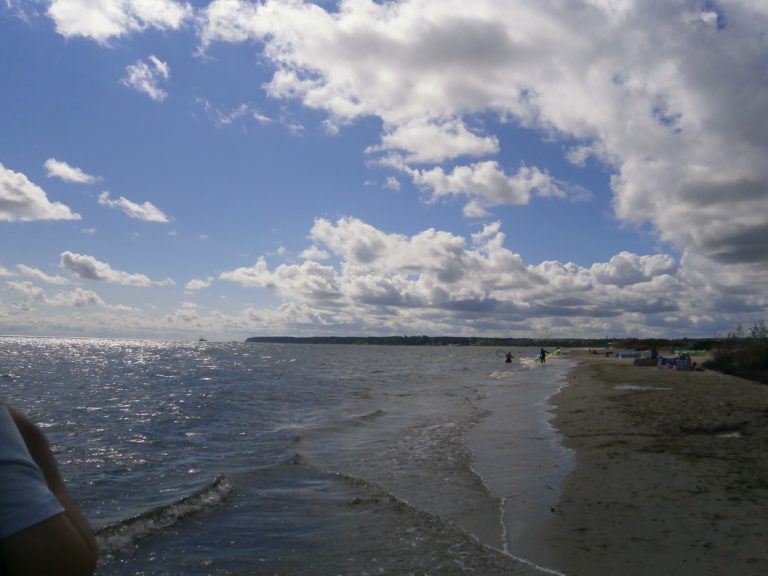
(0, 405, 65, 540)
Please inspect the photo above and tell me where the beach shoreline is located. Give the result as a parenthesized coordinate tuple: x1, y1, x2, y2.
(533, 349, 768, 576)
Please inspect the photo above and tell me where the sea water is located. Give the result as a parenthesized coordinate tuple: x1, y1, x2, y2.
(0, 337, 572, 575)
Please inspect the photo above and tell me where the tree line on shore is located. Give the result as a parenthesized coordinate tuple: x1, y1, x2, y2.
(245, 335, 715, 349)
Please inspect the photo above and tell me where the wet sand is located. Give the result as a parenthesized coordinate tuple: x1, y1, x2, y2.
(538, 350, 768, 576)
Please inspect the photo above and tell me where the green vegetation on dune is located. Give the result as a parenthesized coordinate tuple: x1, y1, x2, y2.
(704, 321, 768, 385)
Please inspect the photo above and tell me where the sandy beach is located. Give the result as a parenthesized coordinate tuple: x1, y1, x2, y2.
(535, 349, 768, 576)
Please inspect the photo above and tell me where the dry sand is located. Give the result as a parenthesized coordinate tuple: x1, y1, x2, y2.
(537, 349, 768, 576)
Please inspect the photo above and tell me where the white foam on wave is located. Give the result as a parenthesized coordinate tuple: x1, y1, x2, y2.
(95, 475, 233, 556)
(614, 384, 671, 391)
(519, 357, 544, 369)
(469, 464, 569, 576)
(500, 550, 569, 576)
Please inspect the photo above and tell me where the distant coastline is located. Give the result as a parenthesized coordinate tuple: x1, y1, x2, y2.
(245, 335, 716, 348)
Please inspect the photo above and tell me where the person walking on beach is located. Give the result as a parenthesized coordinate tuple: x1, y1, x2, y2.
(540, 348, 547, 364)
(0, 403, 98, 575)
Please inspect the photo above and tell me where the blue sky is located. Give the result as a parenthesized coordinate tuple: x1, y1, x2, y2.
(1, 0, 766, 340)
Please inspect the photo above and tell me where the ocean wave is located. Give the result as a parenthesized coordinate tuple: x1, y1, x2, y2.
(354, 408, 385, 421)
(95, 475, 233, 556)
(284, 408, 388, 443)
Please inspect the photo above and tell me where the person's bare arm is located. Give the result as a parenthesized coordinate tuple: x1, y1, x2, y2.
(1, 410, 98, 576)
(1, 512, 97, 576)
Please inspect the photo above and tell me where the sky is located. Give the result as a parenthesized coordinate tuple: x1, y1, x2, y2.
(1, 0, 767, 341)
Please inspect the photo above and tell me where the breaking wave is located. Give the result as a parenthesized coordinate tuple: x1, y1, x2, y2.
(95, 475, 233, 556)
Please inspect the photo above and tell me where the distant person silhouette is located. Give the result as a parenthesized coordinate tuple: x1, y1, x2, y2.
(540, 348, 547, 364)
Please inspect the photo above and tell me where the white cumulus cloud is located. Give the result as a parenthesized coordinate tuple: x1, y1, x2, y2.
(185, 277, 214, 290)
(214, 216, 766, 338)
(367, 118, 499, 164)
(17, 265, 70, 285)
(44, 158, 100, 183)
(47, 287, 107, 308)
(6, 281, 46, 304)
(98, 191, 170, 222)
(48, 0, 192, 43)
(412, 161, 564, 210)
(221, 258, 342, 303)
(591, 252, 678, 287)
(122, 55, 171, 102)
(198, 0, 768, 270)
(0, 162, 80, 222)
(300, 245, 330, 261)
(60, 251, 173, 287)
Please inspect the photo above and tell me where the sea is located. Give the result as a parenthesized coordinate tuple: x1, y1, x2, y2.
(0, 336, 573, 575)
